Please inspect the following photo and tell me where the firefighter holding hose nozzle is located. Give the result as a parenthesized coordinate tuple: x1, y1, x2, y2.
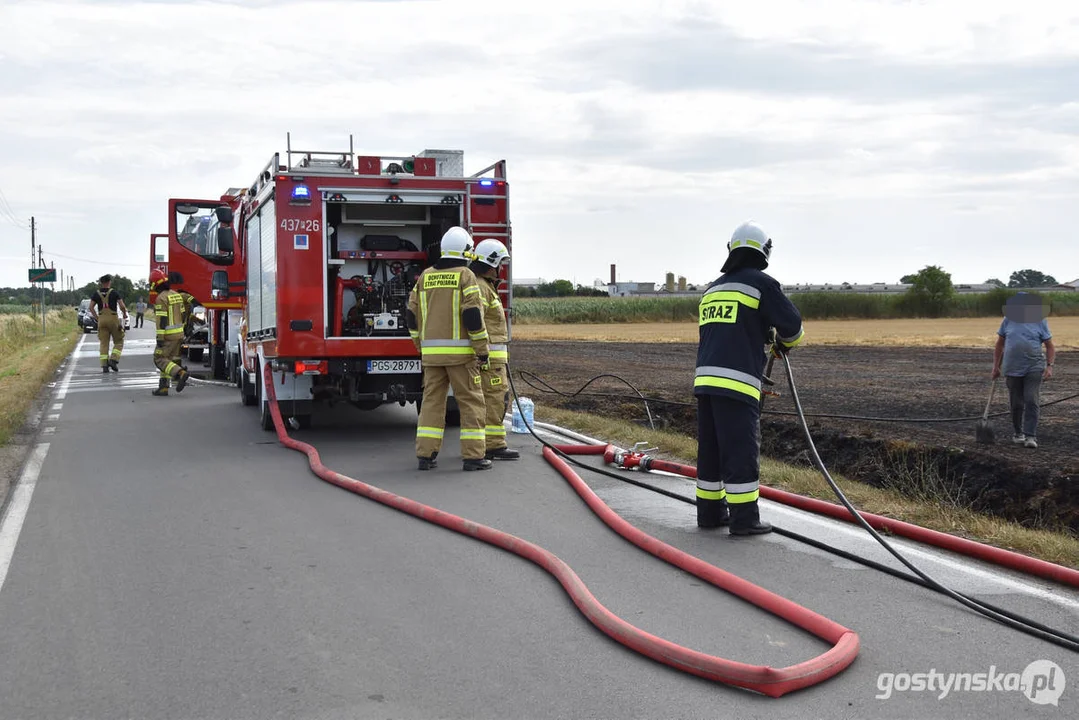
(470, 238, 520, 461)
(695, 221, 805, 535)
(406, 227, 492, 471)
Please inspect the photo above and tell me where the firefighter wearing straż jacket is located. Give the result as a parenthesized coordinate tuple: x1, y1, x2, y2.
(406, 227, 492, 471)
(695, 221, 804, 535)
(469, 238, 520, 460)
(148, 269, 198, 397)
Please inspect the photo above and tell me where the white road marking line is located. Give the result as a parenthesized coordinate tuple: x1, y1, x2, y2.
(46, 414, 60, 421)
(0, 443, 49, 594)
(54, 336, 84, 401)
(760, 500, 1079, 611)
(50, 403, 62, 411)
(42, 428, 55, 435)
(535, 421, 1079, 613)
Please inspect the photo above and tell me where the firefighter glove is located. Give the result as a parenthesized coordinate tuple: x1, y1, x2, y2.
(477, 353, 489, 366)
(156, 339, 164, 349)
(771, 343, 791, 358)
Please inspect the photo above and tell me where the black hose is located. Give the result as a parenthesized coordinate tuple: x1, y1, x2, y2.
(778, 353, 1079, 652)
(508, 363, 1079, 653)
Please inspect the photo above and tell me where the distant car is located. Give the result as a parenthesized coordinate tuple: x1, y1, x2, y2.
(77, 298, 131, 333)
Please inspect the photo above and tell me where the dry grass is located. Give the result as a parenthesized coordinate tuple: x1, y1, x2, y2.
(536, 405, 1079, 569)
(0, 310, 79, 445)
(514, 316, 1079, 349)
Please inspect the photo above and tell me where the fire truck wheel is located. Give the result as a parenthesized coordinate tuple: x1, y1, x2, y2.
(241, 369, 257, 406)
(210, 347, 226, 380)
(260, 399, 274, 431)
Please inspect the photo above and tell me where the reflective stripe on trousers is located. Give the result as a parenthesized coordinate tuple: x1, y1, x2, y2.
(696, 479, 726, 501)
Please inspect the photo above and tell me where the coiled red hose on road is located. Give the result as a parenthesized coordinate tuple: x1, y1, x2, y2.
(630, 454, 1079, 589)
(263, 365, 859, 697)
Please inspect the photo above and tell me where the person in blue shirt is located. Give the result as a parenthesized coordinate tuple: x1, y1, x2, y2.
(991, 293, 1056, 448)
(695, 221, 804, 535)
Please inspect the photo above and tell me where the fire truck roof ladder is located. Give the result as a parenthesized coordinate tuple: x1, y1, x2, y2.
(285, 132, 355, 174)
(465, 160, 510, 240)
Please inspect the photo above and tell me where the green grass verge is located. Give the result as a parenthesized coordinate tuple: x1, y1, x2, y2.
(536, 405, 1079, 569)
(0, 310, 80, 445)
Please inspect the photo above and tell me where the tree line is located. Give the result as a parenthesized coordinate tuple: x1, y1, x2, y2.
(512, 280, 608, 297)
(898, 266, 1074, 317)
(899, 268, 1063, 289)
(3, 275, 151, 307)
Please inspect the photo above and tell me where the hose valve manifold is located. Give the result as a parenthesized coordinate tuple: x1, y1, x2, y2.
(604, 441, 661, 472)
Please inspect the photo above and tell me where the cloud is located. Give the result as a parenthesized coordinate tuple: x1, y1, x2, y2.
(564, 21, 1079, 107)
(0, 0, 1077, 290)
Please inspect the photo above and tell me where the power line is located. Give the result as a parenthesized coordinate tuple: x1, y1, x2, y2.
(0, 187, 28, 229)
(42, 250, 143, 268)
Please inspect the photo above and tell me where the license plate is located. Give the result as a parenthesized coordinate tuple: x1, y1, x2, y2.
(367, 359, 422, 374)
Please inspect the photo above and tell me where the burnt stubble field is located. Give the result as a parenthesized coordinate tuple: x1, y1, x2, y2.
(514, 341, 1079, 532)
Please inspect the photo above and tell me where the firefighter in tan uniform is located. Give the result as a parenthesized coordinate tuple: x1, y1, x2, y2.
(470, 239, 520, 460)
(89, 274, 128, 373)
(406, 227, 492, 471)
(148, 269, 196, 397)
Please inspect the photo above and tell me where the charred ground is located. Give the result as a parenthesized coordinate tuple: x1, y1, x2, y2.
(513, 341, 1079, 533)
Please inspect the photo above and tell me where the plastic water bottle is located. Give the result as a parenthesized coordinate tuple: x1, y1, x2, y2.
(511, 397, 534, 434)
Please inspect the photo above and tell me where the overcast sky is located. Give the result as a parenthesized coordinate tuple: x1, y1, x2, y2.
(1, 0, 1077, 291)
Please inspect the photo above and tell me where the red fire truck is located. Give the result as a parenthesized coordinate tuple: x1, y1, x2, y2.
(161, 190, 247, 379)
(229, 136, 511, 430)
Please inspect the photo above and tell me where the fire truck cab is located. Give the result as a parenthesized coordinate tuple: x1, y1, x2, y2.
(163, 191, 247, 380)
(236, 136, 511, 430)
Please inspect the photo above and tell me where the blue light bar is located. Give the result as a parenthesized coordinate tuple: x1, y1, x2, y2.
(291, 184, 311, 201)
(478, 179, 493, 187)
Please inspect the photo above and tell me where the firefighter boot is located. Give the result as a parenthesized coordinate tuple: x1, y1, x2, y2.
(102, 366, 109, 373)
(729, 501, 772, 536)
(176, 370, 190, 393)
(463, 458, 493, 471)
(485, 447, 520, 461)
(108, 359, 119, 372)
(151, 378, 169, 397)
(697, 499, 730, 529)
(418, 451, 439, 471)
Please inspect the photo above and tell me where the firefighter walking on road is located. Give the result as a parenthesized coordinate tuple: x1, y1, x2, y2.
(406, 227, 492, 471)
(148, 269, 198, 397)
(89, 274, 129, 373)
(695, 221, 805, 535)
(470, 238, 520, 461)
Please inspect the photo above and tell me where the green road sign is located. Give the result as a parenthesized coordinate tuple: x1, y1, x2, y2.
(29, 268, 57, 283)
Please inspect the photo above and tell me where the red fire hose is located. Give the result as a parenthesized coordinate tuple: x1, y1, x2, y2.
(607, 450, 1079, 589)
(263, 364, 859, 697)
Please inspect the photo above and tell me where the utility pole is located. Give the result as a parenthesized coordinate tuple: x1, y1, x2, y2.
(39, 246, 46, 335)
(29, 217, 46, 335)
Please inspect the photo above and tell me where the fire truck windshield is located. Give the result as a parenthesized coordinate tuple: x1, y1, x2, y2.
(176, 204, 227, 258)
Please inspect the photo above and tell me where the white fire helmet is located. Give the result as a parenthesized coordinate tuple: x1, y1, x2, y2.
(474, 238, 510, 269)
(727, 221, 773, 263)
(440, 226, 475, 259)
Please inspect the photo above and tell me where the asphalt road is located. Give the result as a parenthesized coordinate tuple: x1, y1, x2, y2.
(0, 330, 1075, 720)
